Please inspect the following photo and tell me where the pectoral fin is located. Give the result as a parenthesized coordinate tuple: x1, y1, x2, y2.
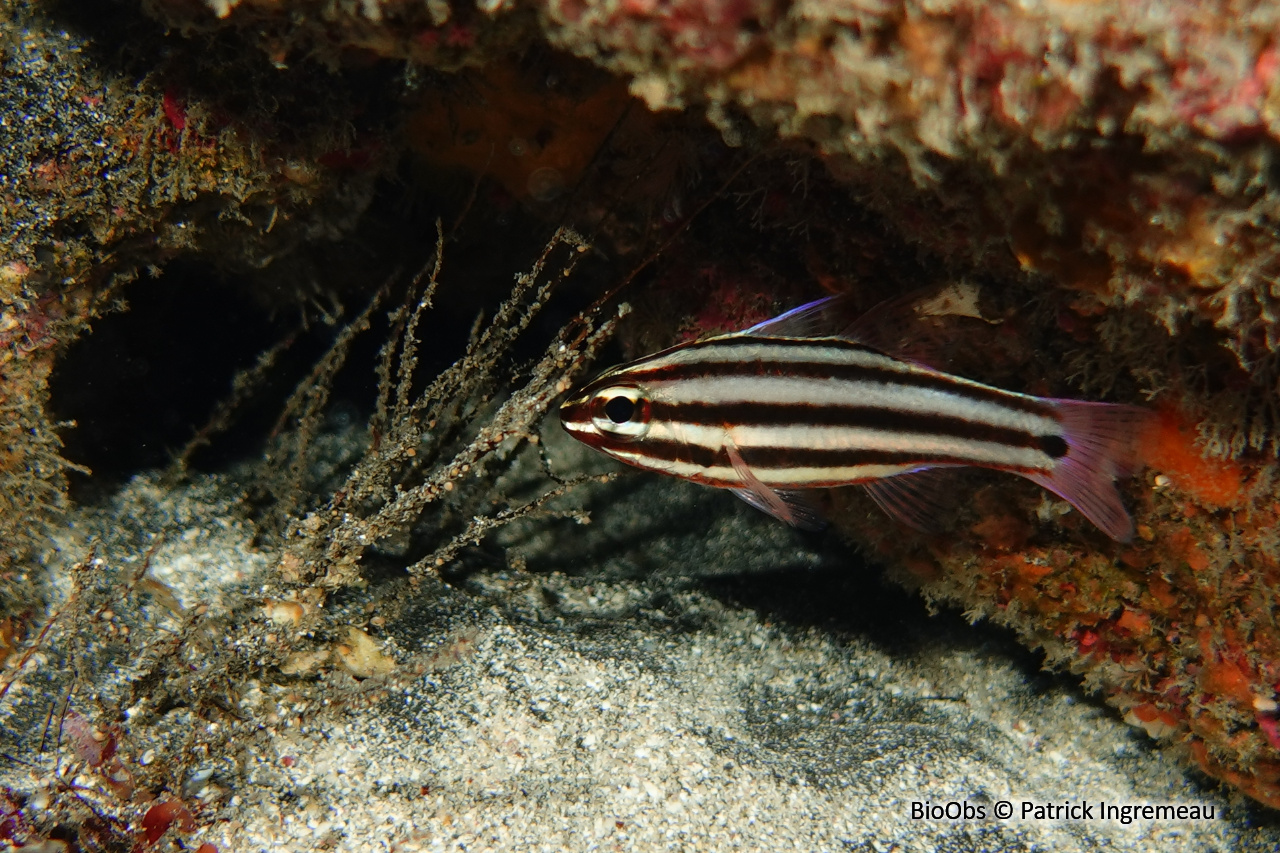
(725, 439, 826, 531)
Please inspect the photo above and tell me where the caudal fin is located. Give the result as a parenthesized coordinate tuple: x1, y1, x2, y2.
(1025, 400, 1153, 542)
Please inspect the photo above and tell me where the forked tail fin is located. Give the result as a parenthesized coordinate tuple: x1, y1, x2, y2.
(1025, 400, 1154, 541)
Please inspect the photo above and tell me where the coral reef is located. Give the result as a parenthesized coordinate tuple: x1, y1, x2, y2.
(0, 0, 398, 571)
(825, 361, 1280, 808)
(624, 269, 1280, 809)
(4, 0, 1280, 826)
(542, 0, 1280, 340)
(530, 1, 1280, 810)
(146, 0, 531, 71)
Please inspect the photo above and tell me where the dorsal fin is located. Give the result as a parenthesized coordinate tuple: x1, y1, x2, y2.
(844, 283, 989, 366)
(739, 296, 845, 338)
(738, 284, 991, 368)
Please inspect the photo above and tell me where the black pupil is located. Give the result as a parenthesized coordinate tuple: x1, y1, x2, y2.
(604, 395, 636, 424)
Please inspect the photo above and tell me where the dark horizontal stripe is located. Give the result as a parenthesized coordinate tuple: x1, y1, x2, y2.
(629, 436, 1045, 479)
(611, 339, 1054, 418)
(685, 335, 882, 354)
(587, 338, 866, 390)
(649, 400, 1056, 454)
(604, 335, 883, 374)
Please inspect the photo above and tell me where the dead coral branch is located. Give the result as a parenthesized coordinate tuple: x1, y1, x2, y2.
(277, 226, 620, 588)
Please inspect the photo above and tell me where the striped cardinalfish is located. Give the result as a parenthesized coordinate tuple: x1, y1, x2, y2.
(559, 292, 1151, 541)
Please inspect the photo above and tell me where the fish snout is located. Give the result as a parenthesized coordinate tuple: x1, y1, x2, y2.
(558, 395, 601, 446)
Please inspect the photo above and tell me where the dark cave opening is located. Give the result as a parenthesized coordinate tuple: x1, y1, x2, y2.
(45, 216, 616, 503)
(48, 260, 302, 498)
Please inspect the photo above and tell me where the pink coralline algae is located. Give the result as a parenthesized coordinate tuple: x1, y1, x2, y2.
(547, 0, 772, 71)
(542, 1, 1280, 358)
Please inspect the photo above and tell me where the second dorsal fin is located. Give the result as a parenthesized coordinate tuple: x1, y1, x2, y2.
(738, 284, 990, 368)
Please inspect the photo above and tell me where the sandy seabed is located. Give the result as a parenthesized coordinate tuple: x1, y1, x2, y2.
(6, 432, 1278, 852)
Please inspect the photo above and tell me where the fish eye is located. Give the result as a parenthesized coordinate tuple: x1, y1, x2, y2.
(604, 395, 635, 424)
(590, 387, 649, 438)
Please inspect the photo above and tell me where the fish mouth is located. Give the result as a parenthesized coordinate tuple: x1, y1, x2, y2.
(558, 397, 604, 447)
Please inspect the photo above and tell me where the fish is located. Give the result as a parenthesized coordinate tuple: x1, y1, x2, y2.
(559, 293, 1150, 540)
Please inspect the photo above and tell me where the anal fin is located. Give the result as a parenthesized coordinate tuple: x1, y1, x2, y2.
(861, 468, 957, 534)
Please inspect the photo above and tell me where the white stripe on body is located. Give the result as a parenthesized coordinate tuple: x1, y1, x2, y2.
(646, 375, 1060, 437)
(605, 448, 919, 488)
(648, 421, 1054, 472)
